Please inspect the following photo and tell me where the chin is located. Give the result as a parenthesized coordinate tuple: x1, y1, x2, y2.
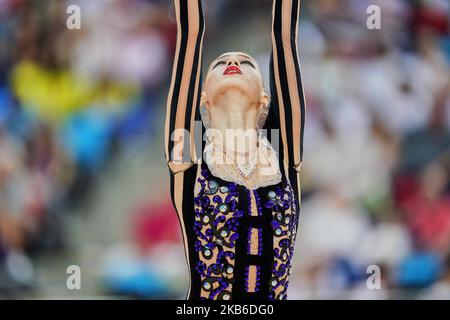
(216, 77, 254, 95)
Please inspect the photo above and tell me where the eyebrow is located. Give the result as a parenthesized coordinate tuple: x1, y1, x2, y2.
(211, 54, 255, 66)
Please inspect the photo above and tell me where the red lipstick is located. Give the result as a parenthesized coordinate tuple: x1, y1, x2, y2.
(223, 65, 242, 75)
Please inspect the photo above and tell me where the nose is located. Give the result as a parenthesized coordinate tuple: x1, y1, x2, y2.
(227, 57, 240, 67)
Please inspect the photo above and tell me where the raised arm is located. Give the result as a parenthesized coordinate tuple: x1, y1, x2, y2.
(165, 0, 205, 173)
(268, 0, 305, 172)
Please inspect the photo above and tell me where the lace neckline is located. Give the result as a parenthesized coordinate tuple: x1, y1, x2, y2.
(203, 136, 282, 190)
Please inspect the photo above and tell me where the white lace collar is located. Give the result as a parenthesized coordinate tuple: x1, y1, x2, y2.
(203, 136, 282, 190)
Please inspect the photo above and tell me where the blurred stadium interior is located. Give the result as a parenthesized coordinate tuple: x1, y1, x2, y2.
(0, 0, 450, 299)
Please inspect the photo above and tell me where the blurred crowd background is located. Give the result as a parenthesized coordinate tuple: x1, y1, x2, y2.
(0, 0, 449, 299)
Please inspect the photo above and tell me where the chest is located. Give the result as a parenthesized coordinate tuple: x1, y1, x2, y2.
(193, 162, 293, 219)
(192, 162, 299, 299)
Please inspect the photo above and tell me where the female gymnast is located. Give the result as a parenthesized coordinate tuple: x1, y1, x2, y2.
(165, 0, 305, 300)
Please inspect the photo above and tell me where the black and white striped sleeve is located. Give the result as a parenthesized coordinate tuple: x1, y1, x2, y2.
(165, 0, 205, 174)
(267, 0, 305, 172)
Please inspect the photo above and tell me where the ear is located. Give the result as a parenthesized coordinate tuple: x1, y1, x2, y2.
(201, 90, 209, 109)
(259, 91, 270, 109)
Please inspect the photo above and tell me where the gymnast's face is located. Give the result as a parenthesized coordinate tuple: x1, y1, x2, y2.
(202, 52, 269, 111)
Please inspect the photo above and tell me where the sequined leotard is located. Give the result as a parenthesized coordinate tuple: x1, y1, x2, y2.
(164, 0, 305, 300)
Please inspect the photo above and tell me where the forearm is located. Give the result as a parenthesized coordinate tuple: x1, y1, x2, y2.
(270, 0, 304, 167)
(175, 0, 205, 38)
(272, 0, 300, 45)
(165, 0, 205, 167)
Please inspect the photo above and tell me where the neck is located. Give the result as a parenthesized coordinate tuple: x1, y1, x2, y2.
(208, 89, 259, 156)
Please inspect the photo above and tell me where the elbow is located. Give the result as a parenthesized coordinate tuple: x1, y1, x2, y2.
(179, 22, 205, 40)
(271, 21, 297, 42)
(272, 30, 297, 49)
(271, 27, 282, 41)
(190, 25, 205, 38)
(178, 12, 205, 37)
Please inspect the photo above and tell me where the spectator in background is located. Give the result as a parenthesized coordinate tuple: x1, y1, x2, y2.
(0, 0, 449, 299)
(421, 251, 450, 299)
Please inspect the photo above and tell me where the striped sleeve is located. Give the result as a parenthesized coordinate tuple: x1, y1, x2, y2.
(268, 0, 305, 172)
(165, 0, 205, 173)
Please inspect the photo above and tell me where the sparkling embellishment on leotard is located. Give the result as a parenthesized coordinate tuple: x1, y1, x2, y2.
(265, 184, 298, 300)
(255, 266, 261, 292)
(194, 168, 243, 300)
(192, 161, 300, 300)
(253, 190, 263, 216)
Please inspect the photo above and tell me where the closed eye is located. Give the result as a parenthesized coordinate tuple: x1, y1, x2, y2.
(241, 60, 255, 68)
(212, 60, 226, 69)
